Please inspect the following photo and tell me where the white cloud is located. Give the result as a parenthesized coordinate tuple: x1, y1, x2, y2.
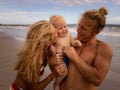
(0, 0, 120, 24)
(45, 0, 53, 3)
(112, 0, 120, 5)
(0, 0, 120, 7)
(15, 0, 107, 7)
(62, 0, 105, 6)
(19, 0, 43, 4)
(43, 0, 107, 7)
(44, 0, 120, 7)
(108, 16, 120, 24)
(0, 10, 51, 24)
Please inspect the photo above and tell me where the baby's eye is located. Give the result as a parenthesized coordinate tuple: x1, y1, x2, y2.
(58, 27, 63, 30)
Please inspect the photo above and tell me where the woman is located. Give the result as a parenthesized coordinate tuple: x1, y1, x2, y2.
(10, 20, 66, 90)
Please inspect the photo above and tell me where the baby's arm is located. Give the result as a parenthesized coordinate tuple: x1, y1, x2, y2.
(69, 32, 82, 47)
(54, 63, 68, 90)
(48, 46, 68, 90)
(49, 55, 68, 90)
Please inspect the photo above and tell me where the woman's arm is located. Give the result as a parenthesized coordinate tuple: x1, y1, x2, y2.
(14, 73, 28, 90)
(33, 64, 66, 90)
(14, 72, 55, 90)
(32, 72, 55, 90)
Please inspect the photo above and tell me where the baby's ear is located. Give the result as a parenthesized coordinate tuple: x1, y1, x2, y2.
(73, 40, 82, 47)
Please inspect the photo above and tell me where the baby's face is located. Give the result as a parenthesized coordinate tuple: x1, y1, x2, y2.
(55, 20, 68, 37)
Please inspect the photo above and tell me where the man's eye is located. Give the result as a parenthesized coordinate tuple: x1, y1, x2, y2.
(64, 26, 67, 28)
(82, 27, 86, 31)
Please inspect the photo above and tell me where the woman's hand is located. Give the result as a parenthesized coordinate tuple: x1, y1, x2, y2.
(49, 52, 64, 66)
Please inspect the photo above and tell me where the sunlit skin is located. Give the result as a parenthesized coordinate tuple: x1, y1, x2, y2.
(12, 21, 67, 90)
(77, 17, 97, 42)
(53, 18, 82, 52)
(49, 15, 82, 90)
(55, 20, 68, 38)
(60, 17, 113, 90)
(49, 7, 113, 90)
(55, 20, 72, 51)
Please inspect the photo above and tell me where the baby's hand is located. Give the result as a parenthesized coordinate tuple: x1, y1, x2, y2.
(74, 40, 82, 47)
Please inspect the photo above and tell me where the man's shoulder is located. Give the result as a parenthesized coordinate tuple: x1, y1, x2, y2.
(97, 40, 112, 55)
(97, 40, 111, 48)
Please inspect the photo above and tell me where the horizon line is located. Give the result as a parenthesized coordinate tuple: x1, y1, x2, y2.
(0, 24, 120, 27)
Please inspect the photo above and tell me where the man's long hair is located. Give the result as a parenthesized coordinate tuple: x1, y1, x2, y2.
(82, 6, 108, 31)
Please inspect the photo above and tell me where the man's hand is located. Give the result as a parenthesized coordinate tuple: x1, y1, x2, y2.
(62, 46, 78, 61)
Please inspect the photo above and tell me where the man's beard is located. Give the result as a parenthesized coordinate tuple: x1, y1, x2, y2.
(80, 34, 94, 43)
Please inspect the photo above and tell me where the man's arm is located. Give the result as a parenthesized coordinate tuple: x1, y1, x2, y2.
(63, 43, 112, 86)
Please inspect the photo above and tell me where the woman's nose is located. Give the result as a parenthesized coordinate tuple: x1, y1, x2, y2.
(56, 32, 58, 37)
(77, 28, 81, 33)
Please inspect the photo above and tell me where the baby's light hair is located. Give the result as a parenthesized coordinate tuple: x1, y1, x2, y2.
(49, 15, 66, 28)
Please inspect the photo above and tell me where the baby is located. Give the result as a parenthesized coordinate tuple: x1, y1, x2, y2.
(49, 15, 82, 90)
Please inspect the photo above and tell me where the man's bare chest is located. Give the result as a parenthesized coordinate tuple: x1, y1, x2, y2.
(76, 46, 97, 65)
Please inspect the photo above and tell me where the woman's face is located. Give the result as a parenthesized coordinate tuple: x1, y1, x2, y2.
(50, 24, 58, 44)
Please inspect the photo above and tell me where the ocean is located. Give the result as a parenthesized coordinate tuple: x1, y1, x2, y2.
(0, 25, 120, 40)
(0, 25, 120, 89)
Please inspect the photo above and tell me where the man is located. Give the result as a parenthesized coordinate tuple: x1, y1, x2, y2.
(60, 6, 113, 90)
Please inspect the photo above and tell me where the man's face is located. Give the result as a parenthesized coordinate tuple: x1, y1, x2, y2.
(77, 17, 97, 42)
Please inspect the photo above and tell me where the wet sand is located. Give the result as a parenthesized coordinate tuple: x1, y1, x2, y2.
(0, 32, 21, 90)
(0, 32, 120, 90)
(0, 32, 54, 90)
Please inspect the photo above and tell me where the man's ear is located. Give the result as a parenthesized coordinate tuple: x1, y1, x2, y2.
(95, 29, 102, 34)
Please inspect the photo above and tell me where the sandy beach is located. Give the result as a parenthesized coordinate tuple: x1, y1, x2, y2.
(0, 32, 120, 90)
(0, 32, 21, 90)
(0, 32, 54, 90)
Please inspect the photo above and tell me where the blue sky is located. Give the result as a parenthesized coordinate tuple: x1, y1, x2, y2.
(0, 0, 120, 24)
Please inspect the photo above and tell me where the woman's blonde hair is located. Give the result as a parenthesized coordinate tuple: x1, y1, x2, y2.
(14, 20, 53, 84)
(82, 6, 108, 30)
